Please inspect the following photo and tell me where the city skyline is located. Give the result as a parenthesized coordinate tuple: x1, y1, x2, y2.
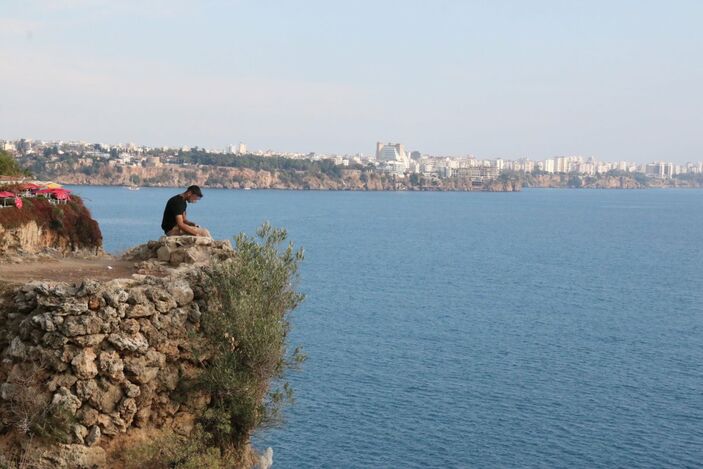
(1, 1, 702, 164)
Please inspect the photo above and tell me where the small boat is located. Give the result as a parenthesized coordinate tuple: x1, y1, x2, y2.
(126, 186, 140, 191)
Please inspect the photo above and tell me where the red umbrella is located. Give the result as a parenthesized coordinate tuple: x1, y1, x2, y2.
(18, 183, 40, 191)
(0, 191, 15, 198)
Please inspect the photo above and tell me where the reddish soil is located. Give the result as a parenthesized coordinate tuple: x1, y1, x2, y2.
(0, 257, 137, 285)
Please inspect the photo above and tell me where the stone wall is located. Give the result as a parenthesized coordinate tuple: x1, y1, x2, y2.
(0, 237, 235, 468)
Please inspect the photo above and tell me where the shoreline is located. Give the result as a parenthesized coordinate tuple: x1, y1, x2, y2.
(58, 182, 703, 191)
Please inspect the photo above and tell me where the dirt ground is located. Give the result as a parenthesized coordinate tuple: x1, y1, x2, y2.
(0, 257, 137, 285)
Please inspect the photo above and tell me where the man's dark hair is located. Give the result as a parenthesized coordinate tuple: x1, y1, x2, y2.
(186, 185, 203, 197)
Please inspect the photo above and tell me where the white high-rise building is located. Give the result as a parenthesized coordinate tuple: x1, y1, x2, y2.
(376, 142, 408, 163)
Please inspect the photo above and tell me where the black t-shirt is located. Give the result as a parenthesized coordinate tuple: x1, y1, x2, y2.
(161, 194, 187, 233)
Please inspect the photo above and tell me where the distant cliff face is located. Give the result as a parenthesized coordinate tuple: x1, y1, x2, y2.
(527, 174, 646, 189)
(0, 196, 102, 260)
(34, 162, 518, 191)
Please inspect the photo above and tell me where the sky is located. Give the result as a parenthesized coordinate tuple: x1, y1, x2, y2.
(1, 0, 701, 163)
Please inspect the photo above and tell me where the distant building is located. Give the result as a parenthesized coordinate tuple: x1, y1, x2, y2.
(237, 142, 247, 155)
(145, 156, 162, 168)
(645, 161, 674, 178)
(376, 142, 407, 163)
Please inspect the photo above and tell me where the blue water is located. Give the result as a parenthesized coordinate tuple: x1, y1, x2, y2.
(71, 186, 703, 468)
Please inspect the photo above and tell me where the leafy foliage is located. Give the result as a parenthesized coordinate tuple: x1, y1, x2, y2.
(0, 150, 26, 177)
(176, 150, 354, 178)
(196, 224, 305, 451)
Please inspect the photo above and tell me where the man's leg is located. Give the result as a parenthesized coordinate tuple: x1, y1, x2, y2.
(165, 227, 184, 236)
(166, 226, 211, 238)
(193, 227, 212, 238)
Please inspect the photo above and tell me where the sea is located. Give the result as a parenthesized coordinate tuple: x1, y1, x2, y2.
(69, 186, 703, 468)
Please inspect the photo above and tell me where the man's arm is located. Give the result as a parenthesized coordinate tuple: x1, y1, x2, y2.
(182, 211, 198, 227)
(175, 214, 199, 235)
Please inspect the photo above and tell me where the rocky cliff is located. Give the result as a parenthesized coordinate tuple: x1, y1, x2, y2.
(32, 161, 518, 191)
(526, 174, 645, 189)
(0, 237, 263, 468)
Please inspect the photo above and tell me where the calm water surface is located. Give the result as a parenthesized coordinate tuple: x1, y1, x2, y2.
(71, 187, 703, 468)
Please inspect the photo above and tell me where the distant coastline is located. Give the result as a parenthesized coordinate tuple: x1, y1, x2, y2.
(34, 170, 703, 192)
(8, 147, 703, 192)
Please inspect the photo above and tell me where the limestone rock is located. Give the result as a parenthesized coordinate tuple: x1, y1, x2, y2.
(98, 350, 125, 381)
(31, 313, 56, 332)
(70, 334, 107, 348)
(96, 413, 126, 435)
(75, 379, 99, 401)
(124, 351, 164, 384)
(123, 380, 141, 398)
(121, 318, 140, 334)
(126, 303, 155, 318)
(156, 245, 171, 262)
(85, 425, 101, 447)
(76, 405, 100, 427)
(71, 349, 98, 379)
(51, 386, 82, 415)
(72, 423, 88, 445)
(40, 444, 107, 469)
(127, 288, 148, 305)
(119, 397, 138, 425)
(7, 337, 27, 360)
(107, 332, 149, 353)
(62, 314, 102, 337)
(47, 373, 78, 392)
(91, 379, 124, 414)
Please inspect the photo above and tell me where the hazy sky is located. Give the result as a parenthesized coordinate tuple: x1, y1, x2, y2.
(1, 0, 701, 162)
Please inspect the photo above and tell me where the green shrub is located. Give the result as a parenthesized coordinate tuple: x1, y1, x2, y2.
(0, 150, 22, 176)
(197, 223, 305, 452)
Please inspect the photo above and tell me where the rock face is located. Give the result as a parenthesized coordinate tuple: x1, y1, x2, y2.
(0, 238, 235, 467)
(0, 196, 103, 262)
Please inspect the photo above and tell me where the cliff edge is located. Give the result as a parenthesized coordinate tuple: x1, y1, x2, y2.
(0, 231, 302, 469)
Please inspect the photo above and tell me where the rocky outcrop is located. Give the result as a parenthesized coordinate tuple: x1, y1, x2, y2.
(0, 220, 101, 261)
(0, 196, 103, 262)
(0, 237, 235, 467)
(124, 235, 235, 273)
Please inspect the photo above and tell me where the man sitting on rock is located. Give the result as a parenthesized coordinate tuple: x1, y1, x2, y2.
(161, 185, 211, 237)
